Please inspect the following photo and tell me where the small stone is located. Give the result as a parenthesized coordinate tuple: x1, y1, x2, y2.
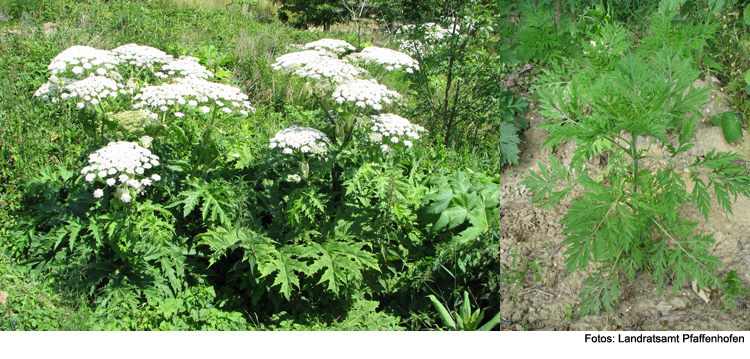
(671, 297, 689, 310)
(656, 301, 673, 312)
(0, 291, 7, 306)
(744, 255, 750, 263)
(657, 311, 663, 318)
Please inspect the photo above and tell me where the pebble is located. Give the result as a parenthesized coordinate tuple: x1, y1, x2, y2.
(671, 297, 689, 310)
(656, 301, 673, 312)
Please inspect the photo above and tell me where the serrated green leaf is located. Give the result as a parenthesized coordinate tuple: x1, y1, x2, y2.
(308, 240, 379, 295)
(259, 245, 310, 300)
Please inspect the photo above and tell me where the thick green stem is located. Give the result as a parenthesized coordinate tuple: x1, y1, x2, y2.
(191, 109, 217, 177)
(312, 92, 337, 127)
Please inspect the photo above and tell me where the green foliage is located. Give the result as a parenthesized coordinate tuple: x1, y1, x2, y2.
(424, 171, 503, 245)
(0, 256, 91, 331)
(171, 177, 237, 226)
(277, 0, 343, 30)
(720, 270, 750, 311)
(638, 4, 719, 68)
(3, 0, 516, 331)
(427, 291, 502, 330)
(402, 4, 529, 166)
(515, 0, 581, 66)
(711, 111, 744, 142)
(524, 47, 750, 315)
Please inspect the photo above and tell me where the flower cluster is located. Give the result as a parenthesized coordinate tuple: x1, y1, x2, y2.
(368, 113, 427, 151)
(112, 43, 174, 68)
(303, 38, 356, 55)
(47, 45, 120, 77)
(348, 46, 419, 73)
(155, 56, 214, 79)
(81, 141, 161, 202)
(133, 76, 255, 116)
(62, 75, 124, 108)
(332, 79, 401, 110)
(33, 80, 64, 102)
(269, 126, 330, 157)
(396, 22, 461, 56)
(272, 50, 363, 83)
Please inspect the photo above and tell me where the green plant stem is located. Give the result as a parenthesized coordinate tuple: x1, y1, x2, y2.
(312, 92, 337, 127)
(201, 148, 236, 180)
(191, 110, 218, 177)
(630, 132, 639, 194)
(652, 219, 703, 267)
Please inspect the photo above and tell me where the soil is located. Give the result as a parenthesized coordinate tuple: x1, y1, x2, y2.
(493, 79, 750, 331)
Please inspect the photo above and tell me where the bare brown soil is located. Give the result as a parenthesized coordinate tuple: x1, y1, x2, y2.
(493, 79, 750, 331)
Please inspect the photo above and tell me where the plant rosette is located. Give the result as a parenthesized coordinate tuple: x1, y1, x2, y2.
(81, 141, 162, 203)
(366, 113, 427, 153)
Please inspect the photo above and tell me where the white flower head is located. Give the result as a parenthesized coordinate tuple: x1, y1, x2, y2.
(269, 125, 330, 158)
(286, 174, 302, 183)
(272, 50, 364, 83)
(159, 56, 214, 79)
(368, 113, 427, 150)
(93, 189, 104, 198)
(84, 141, 161, 201)
(303, 38, 356, 55)
(47, 45, 121, 77)
(347, 46, 420, 73)
(133, 77, 255, 116)
(64, 76, 122, 107)
(112, 43, 174, 70)
(332, 79, 401, 111)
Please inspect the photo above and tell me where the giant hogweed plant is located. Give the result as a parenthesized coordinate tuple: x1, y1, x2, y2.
(20, 43, 255, 322)
(523, 48, 750, 315)
(18, 38, 502, 328)
(195, 38, 434, 305)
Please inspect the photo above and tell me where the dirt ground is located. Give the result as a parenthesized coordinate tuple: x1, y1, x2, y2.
(493, 79, 750, 331)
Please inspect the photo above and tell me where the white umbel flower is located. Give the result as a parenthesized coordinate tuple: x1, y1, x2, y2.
(93, 189, 104, 198)
(34, 81, 65, 102)
(82, 141, 161, 201)
(269, 125, 330, 157)
(332, 79, 401, 111)
(47, 45, 121, 77)
(348, 46, 420, 73)
(133, 76, 255, 115)
(160, 56, 214, 79)
(272, 50, 364, 83)
(112, 43, 174, 69)
(303, 38, 356, 55)
(368, 113, 427, 149)
(64, 75, 122, 106)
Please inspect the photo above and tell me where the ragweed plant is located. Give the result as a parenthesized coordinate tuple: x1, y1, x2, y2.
(523, 48, 750, 315)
